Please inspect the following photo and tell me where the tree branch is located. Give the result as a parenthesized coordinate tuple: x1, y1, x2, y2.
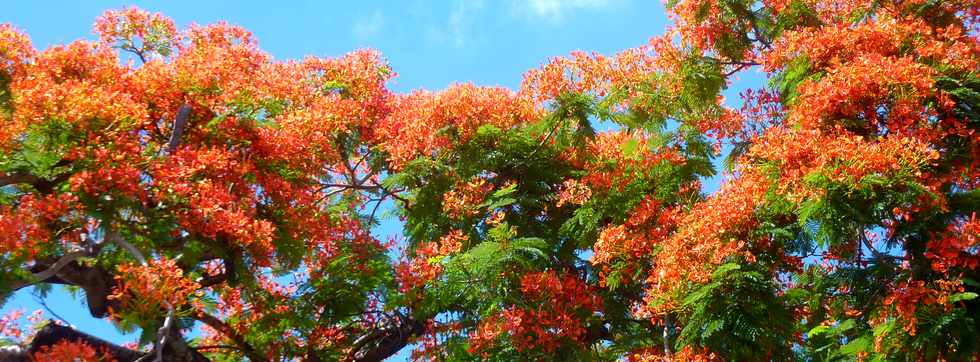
(192, 311, 265, 362)
(0, 170, 70, 194)
(0, 321, 149, 362)
(0, 171, 40, 188)
(349, 312, 424, 362)
(166, 103, 193, 154)
(23, 257, 118, 318)
(105, 230, 147, 265)
(9, 251, 90, 292)
(9, 321, 209, 362)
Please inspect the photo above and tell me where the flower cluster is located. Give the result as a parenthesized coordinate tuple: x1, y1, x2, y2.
(555, 179, 592, 207)
(442, 177, 494, 219)
(32, 340, 115, 362)
(110, 257, 201, 320)
(469, 270, 603, 354)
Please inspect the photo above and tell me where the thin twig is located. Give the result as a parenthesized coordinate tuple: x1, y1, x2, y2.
(369, 197, 386, 223)
(31, 291, 71, 326)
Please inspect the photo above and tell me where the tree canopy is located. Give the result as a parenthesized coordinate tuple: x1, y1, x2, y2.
(1, 0, 978, 361)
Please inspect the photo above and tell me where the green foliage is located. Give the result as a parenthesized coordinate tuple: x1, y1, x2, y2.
(3, 2, 979, 360)
(0, 70, 11, 118)
(0, 119, 76, 183)
(771, 56, 815, 106)
(676, 262, 795, 360)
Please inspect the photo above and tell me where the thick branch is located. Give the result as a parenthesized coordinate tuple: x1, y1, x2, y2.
(25, 258, 118, 318)
(9, 251, 90, 292)
(350, 313, 425, 362)
(2, 321, 209, 362)
(0, 171, 69, 194)
(166, 104, 192, 154)
(197, 270, 230, 288)
(12, 231, 148, 319)
(0, 321, 148, 362)
(0, 172, 40, 188)
(0, 158, 72, 192)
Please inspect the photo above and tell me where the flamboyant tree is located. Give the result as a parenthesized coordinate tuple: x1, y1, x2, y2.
(1, 8, 399, 361)
(0, 1, 978, 361)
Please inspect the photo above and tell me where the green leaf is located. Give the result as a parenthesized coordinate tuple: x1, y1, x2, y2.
(840, 336, 871, 355)
(702, 319, 724, 339)
(484, 197, 516, 210)
(711, 262, 741, 278)
(949, 292, 978, 303)
(808, 325, 831, 338)
(621, 138, 640, 157)
(491, 182, 518, 198)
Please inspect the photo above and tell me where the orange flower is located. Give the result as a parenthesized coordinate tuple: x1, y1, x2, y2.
(469, 270, 602, 354)
(556, 179, 592, 207)
(32, 340, 116, 362)
(110, 257, 201, 320)
(376, 84, 537, 169)
(442, 177, 494, 219)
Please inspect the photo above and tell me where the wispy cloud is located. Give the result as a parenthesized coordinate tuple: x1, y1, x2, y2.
(449, 0, 485, 47)
(517, 0, 611, 20)
(352, 10, 385, 39)
(427, 0, 485, 47)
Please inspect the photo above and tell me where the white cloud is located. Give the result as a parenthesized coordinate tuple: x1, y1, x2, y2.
(426, 0, 485, 47)
(519, 0, 611, 20)
(448, 0, 485, 46)
(352, 11, 386, 39)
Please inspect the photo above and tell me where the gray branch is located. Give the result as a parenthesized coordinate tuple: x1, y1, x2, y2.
(166, 104, 192, 154)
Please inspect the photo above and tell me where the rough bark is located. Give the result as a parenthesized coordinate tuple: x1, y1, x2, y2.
(0, 322, 213, 362)
(0, 322, 145, 362)
(350, 314, 425, 362)
(3, 313, 426, 362)
(26, 259, 119, 318)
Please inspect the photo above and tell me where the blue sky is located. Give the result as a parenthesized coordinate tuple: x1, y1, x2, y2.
(2, 0, 668, 92)
(0, 1, 760, 359)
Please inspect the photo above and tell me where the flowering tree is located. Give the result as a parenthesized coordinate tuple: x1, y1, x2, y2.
(1, 1, 978, 361)
(1, 8, 397, 361)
